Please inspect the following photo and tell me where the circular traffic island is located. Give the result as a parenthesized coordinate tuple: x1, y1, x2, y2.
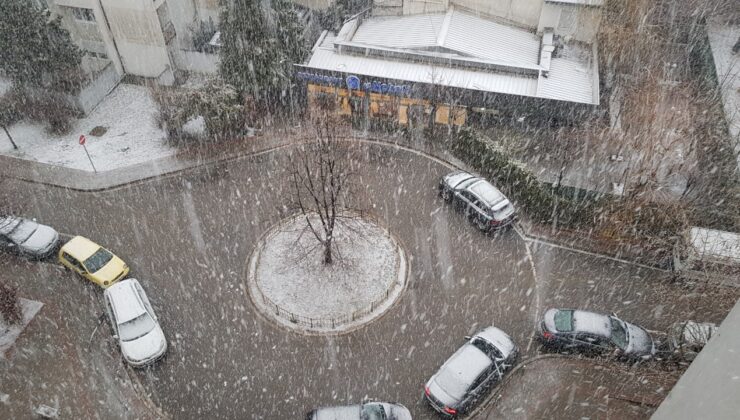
(246, 213, 407, 334)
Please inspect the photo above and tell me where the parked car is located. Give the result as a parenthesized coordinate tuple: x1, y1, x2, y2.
(538, 308, 656, 359)
(306, 402, 411, 420)
(424, 326, 518, 417)
(438, 171, 516, 231)
(58, 236, 129, 288)
(0, 216, 60, 259)
(103, 278, 167, 367)
(667, 320, 718, 361)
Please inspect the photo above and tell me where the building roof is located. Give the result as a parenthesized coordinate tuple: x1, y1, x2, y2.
(652, 297, 740, 420)
(545, 0, 605, 6)
(689, 227, 740, 264)
(303, 7, 599, 105)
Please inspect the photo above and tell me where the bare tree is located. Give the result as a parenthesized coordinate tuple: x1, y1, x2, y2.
(290, 96, 355, 265)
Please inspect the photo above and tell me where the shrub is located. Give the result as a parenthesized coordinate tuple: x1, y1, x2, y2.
(0, 281, 22, 325)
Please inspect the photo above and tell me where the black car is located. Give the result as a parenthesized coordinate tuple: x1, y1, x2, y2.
(438, 171, 516, 231)
(538, 308, 656, 359)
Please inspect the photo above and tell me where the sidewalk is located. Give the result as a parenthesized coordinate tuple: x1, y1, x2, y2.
(480, 355, 678, 420)
(0, 259, 163, 420)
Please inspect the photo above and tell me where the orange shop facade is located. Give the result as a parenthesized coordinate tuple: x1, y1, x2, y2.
(295, 70, 468, 127)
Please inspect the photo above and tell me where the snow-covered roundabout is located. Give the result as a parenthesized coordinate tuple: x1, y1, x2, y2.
(246, 213, 408, 334)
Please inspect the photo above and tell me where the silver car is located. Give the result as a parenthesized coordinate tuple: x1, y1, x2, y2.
(0, 216, 60, 259)
(424, 326, 518, 417)
(438, 171, 516, 231)
(538, 308, 656, 359)
(103, 279, 168, 367)
(306, 402, 411, 420)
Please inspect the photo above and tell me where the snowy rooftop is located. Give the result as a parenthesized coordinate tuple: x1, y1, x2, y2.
(303, 6, 599, 105)
(689, 227, 740, 264)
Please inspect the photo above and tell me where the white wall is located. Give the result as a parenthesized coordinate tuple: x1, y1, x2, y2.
(538, 3, 602, 42)
(401, 0, 449, 15)
(174, 50, 219, 74)
(452, 0, 543, 28)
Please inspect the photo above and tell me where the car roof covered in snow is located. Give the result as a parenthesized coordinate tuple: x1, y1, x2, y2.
(475, 326, 516, 357)
(104, 279, 146, 323)
(435, 344, 491, 399)
(573, 310, 612, 337)
(468, 180, 506, 206)
(61, 236, 101, 260)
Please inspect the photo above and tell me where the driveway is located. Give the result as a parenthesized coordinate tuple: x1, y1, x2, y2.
(0, 140, 736, 419)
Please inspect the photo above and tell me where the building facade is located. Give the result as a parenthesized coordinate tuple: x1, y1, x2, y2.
(298, 1, 602, 128)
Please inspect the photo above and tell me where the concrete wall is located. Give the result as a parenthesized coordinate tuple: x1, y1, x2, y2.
(99, 0, 171, 79)
(75, 61, 121, 113)
(401, 0, 449, 15)
(293, 0, 335, 10)
(538, 3, 602, 42)
(453, 0, 543, 28)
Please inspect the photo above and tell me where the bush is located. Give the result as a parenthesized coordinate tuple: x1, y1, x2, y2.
(1, 86, 78, 135)
(0, 281, 22, 325)
(152, 79, 250, 146)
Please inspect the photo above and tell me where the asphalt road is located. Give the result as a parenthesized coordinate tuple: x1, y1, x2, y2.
(1, 141, 736, 419)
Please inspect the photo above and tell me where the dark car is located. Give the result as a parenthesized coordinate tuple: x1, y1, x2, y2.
(424, 326, 518, 417)
(438, 171, 516, 231)
(306, 401, 411, 420)
(538, 309, 656, 359)
(0, 216, 60, 259)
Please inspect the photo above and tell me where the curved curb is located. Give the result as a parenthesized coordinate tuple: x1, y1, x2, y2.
(243, 212, 410, 336)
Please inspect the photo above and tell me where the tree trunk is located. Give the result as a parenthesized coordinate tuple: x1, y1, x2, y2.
(323, 239, 333, 265)
(2, 125, 18, 150)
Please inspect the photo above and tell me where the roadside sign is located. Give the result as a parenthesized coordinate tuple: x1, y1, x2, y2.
(79, 135, 86, 145)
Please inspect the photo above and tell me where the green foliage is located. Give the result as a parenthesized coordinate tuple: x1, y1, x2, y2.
(153, 79, 248, 145)
(0, 0, 83, 93)
(218, 0, 308, 110)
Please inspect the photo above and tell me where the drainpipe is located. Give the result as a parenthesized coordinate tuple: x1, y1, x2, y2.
(96, 0, 124, 75)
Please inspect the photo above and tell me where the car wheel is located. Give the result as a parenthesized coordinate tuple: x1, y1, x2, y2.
(441, 188, 452, 202)
(475, 217, 488, 232)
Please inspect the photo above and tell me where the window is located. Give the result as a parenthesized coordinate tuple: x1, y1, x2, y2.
(71, 7, 96, 22)
(554, 310, 574, 332)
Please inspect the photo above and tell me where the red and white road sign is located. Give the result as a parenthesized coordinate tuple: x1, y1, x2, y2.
(79, 135, 86, 145)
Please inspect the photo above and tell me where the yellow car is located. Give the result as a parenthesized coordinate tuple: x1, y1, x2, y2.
(58, 236, 129, 288)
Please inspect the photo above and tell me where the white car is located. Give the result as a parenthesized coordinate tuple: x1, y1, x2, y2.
(103, 279, 167, 367)
(306, 402, 412, 420)
(0, 216, 60, 259)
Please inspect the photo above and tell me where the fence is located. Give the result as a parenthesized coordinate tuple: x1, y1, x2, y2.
(251, 210, 405, 330)
(254, 286, 396, 330)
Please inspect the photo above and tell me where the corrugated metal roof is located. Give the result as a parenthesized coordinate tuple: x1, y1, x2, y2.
(444, 12, 541, 65)
(545, 0, 605, 6)
(536, 58, 595, 104)
(351, 14, 445, 49)
(307, 45, 539, 98)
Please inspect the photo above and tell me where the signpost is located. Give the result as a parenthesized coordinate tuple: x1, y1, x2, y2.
(79, 135, 97, 173)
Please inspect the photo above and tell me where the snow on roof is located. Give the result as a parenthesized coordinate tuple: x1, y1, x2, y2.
(476, 326, 516, 357)
(689, 227, 740, 263)
(573, 310, 611, 336)
(469, 181, 506, 206)
(436, 344, 491, 399)
(707, 21, 740, 155)
(545, 0, 605, 6)
(62, 236, 101, 260)
(303, 8, 599, 105)
(105, 279, 146, 323)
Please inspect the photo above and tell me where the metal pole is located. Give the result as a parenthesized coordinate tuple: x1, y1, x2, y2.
(2, 126, 18, 150)
(82, 144, 97, 173)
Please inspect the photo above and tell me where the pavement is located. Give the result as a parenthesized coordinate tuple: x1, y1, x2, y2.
(1, 137, 738, 419)
(482, 355, 677, 419)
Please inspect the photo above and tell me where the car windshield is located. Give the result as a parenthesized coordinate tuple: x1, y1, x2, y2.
(118, 313, 156, 341)
(84, 248, 114, 273)
(472, 338, 502, 360)
(7, 220, 36, 244)
(554, 310, 574, 332)
(610, 317, 629, 350)
(361, 404, 386, 420)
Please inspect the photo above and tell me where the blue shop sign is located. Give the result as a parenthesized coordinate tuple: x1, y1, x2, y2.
(298, 71, 411, 96)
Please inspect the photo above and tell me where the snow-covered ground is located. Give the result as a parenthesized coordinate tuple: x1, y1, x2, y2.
(249, 214, 406, 332)
(0, 298, 43, 359)
(0, 84, 175, 172)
